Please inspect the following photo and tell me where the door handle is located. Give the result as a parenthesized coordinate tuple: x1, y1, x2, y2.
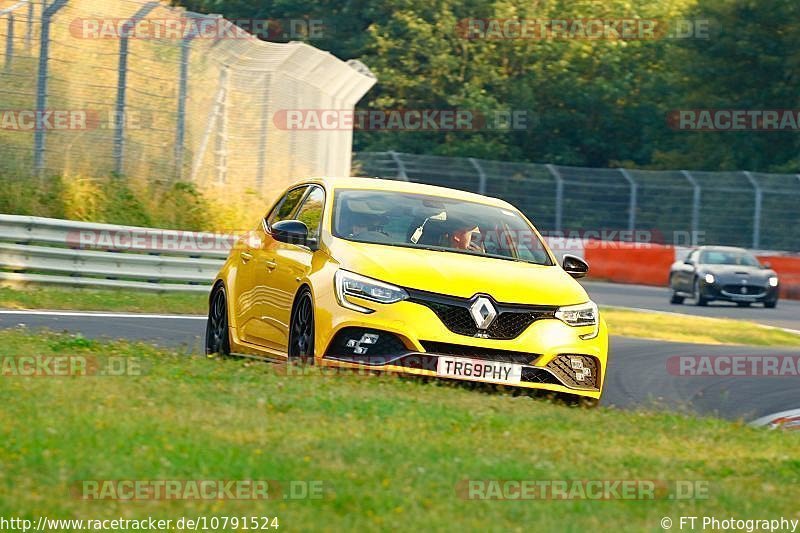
(265, 260, 278, 271)
(240, 252, 253, 263)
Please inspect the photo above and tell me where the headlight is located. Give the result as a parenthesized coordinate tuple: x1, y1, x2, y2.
(334, 270, 408, 313)
(555, 301, 599, 340)
(768, 276, 779, 287)
(704, 273, 715, 284)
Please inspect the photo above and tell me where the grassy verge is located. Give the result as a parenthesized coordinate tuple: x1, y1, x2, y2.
(0, 286, 207, 315)
(1, 330, 799, 530)
(601, 307, 800, 347)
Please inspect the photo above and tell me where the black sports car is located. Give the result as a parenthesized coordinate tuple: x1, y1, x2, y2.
(668, 246, 780, 308)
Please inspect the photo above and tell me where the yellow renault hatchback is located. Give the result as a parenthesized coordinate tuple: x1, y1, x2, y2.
(206, 177, 608, 401)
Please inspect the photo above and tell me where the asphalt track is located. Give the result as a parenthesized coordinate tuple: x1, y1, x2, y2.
(1, 309, 799, 422)
(581, 280, 800, 331)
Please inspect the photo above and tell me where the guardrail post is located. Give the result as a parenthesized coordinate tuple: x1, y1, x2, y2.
(743, 171, 762, 249)
(388, 151, 409, 181)
(213, 66, 230, 184)
(113, 2, 160, 176)
(4, 12, 13, 72)
(618, 168, 638, 233)
(25, 0, 31, 51)
(256, 73, 270, 190)
(33, 0, 68, 178)
(681, 170, 701, 244)
(545, 164, 564, 232)
(174, 15, 204, 182)
(468, 157, 487, 194)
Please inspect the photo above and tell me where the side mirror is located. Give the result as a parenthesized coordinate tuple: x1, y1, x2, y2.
(684, 258, 694, 266)
(271, 220, 309, 246)
(762, 261, 772, 269)
(562, 254, 589, 279)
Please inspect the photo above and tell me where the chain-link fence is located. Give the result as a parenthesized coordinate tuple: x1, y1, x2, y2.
(355, 151, 800, 252)
(0, 0, 374, 196)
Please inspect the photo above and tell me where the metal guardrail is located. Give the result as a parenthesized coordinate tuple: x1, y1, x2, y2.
(0, 215, 228, 292)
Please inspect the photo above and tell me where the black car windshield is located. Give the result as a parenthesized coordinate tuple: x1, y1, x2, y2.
(332, 189, 553, 265)
(699, 249, 761, 267)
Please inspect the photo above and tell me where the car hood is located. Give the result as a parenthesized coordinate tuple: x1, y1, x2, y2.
(328, 239, 589, 305)
(699, 264, 776, 282)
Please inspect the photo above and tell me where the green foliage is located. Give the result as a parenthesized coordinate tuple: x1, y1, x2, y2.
(178, 0, 800, 172)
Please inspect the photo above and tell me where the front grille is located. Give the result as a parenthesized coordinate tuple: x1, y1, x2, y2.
(420, 341, 540, 365)
(722, 284, 765, 296)
(407, 288, 557, 340)
(546, 354, 599, 390)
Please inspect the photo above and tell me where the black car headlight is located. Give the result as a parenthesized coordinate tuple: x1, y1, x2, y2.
(768, 276, 779, 287)
(555, 301, 599, 340)
(334, 270, 409, 313)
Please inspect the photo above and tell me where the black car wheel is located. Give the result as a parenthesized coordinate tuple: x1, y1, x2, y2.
(765, 299, 778, 309)
(690, 278, 708, 306)
(669, 275, 684, 304)
(288, 287, 315, 363)
(205, 284, 231, 356)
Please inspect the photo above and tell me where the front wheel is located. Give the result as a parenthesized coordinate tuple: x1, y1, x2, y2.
(690, 278, 708, 306)
(205, 284, 231, 356)
(669, 275, 684, 304)
(765, 300, 778, 309)
(288, 287, 315, 363)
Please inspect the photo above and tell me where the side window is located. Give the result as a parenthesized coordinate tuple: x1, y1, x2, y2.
(267, 186, 308, 227)
(294, 186, 325, 239)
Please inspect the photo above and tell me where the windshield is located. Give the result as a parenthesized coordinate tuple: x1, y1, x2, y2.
(332, 189, 553, 265)
(699, 249, 761, 267)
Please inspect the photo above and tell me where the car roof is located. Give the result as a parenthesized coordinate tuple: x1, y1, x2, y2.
(302, 176, 514, 209)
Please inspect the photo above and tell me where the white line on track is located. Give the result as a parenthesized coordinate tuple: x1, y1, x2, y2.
(0, 310, 206, 320)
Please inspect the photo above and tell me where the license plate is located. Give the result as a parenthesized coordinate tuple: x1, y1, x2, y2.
(436, 356, 522, 385)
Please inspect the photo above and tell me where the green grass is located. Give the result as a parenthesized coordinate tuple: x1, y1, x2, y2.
(0, 286, 207, 315)
(1, 329, 800, 531)
(602, 307, 800, 347)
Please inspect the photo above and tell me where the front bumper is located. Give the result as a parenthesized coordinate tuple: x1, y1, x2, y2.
(699, 280, 779, 303)
(313, 287, 608, 399)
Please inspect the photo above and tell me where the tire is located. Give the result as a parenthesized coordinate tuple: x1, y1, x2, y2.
(691, 278, 708, 306)
(765, 300, 778, 309)
(205, 284, 231, 356)
(669, 275, 684, 304)
(288, 287, 315, 363)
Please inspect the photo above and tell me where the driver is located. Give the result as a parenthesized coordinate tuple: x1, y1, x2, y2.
(446, 224, 483, 252)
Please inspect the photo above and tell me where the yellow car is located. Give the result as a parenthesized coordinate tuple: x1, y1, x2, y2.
(206, 177, 608, 401)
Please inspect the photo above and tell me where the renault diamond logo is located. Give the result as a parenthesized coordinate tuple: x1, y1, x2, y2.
(469, 296, 497, 330)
